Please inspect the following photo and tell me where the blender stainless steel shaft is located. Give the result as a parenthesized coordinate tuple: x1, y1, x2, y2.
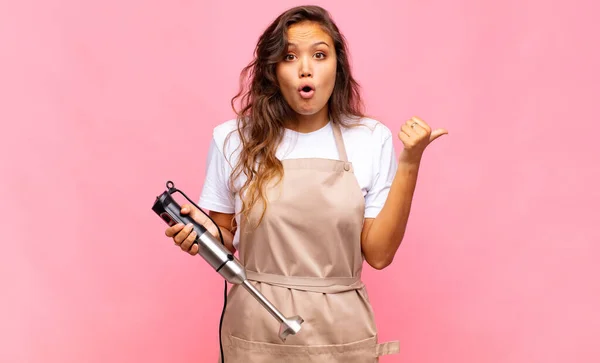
(242, 279, 304, 341)
(195, 230, 304, 341)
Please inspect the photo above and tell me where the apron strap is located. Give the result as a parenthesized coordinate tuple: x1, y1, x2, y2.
(332, 122, 348, 162)
(376, 340, 400, 356)
(245, 270, 364, 293)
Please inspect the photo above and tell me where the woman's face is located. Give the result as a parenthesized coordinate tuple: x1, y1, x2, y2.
(276, 21, 337, 120)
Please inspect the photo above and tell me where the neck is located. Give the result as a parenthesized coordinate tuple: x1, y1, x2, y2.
(285, 108, 330, 133)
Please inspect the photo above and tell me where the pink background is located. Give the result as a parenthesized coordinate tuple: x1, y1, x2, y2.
(1, 0, 599, 362)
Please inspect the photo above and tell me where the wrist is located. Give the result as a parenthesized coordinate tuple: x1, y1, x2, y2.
(398, 150, 423, 167)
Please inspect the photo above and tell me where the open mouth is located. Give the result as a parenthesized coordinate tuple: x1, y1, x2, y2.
(299, 85, 315, 99)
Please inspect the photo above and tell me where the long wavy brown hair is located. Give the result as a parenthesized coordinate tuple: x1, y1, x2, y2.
(226, 5, 366, 228)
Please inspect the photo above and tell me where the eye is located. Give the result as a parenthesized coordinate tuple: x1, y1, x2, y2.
(284, 54, 296, 61)
(314, 52, 326, 59)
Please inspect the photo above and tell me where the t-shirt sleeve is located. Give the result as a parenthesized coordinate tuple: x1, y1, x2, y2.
(198, 136, 235, 214)
(364, 127, 398, 218)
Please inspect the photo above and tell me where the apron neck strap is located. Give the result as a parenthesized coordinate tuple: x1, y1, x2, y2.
(332, 122, 348, 162)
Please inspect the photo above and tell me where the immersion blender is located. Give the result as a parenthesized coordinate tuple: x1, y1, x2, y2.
(151, 181, 304, 341)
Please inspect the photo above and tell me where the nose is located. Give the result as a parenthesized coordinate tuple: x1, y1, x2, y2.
(298, 56, 312, 78)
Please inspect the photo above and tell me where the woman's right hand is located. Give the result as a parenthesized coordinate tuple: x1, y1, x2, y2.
(164, 204, 220, 256)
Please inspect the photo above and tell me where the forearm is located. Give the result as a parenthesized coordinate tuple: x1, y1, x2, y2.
(207, 211, 237, 254)
(218, 227, 236, 254)
(363, 158, 421, 269)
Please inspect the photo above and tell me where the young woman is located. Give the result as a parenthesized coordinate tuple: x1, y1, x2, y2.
(165, 5, 447, 362)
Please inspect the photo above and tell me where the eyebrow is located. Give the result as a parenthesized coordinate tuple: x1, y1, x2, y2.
(287, 41, 330, 48)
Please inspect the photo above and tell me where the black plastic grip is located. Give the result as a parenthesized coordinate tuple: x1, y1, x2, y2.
(152, 191, 208, 239)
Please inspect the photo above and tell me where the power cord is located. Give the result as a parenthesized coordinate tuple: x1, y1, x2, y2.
(165, 181, 228, 363)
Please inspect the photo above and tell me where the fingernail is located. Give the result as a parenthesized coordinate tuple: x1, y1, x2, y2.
(186, 223, 193, 228)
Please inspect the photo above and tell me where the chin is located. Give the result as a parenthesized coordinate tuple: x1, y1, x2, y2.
(294, 103, 326, 116)
(295, 109, 318, 116)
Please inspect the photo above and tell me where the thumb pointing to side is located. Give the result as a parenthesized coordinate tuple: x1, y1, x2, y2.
(429, 128, 448, 143)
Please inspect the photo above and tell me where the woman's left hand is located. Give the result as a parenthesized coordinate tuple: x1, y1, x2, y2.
(398, 116, 448, 164)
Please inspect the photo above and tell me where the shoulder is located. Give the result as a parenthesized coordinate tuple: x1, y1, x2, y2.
(340, 116, 394, 145)
(212, 118, 239, 144)
(211, 119, 242, 161)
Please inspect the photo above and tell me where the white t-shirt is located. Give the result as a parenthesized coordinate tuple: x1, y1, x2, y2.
(198, 117, 398, 249)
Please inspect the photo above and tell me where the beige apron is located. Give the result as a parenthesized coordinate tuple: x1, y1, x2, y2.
(219, 122, 400, 362)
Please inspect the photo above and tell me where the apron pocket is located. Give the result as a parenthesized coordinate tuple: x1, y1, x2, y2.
(223, 334, 399, 363)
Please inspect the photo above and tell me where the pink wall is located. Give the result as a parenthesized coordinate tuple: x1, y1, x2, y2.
(2, 0, 599, 362)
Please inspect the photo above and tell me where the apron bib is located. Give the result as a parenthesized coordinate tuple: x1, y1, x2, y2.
(219, 122, 400, 362)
